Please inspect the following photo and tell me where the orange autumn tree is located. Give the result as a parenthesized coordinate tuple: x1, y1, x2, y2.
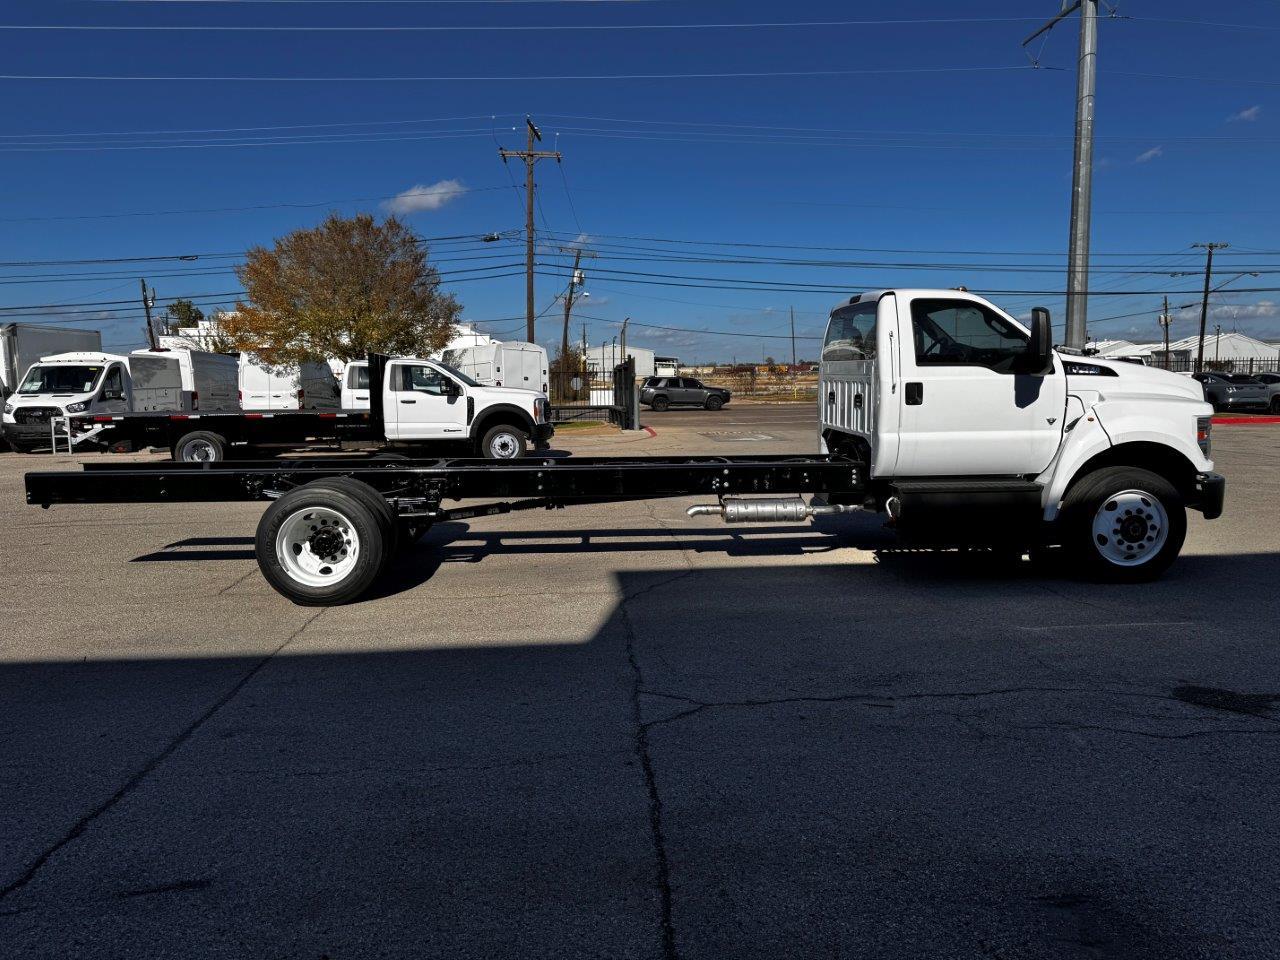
(223, 213, 461, 365)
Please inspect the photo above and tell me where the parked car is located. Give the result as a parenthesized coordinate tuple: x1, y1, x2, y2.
(1255, 371, 1280, 412)
(1191, 372, 1270, 412)
(640, 376, 731, 411)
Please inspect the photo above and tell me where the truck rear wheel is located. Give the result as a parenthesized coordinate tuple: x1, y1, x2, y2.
(480, 424, 527, 459)
(173, 430, 225, 463)
(1059, 466, 1186, 583)
(302, 476, 399, 555)
(255, 485, 386, 605)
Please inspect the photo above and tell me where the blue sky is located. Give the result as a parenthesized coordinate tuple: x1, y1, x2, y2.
(2, 0, 1279, 362)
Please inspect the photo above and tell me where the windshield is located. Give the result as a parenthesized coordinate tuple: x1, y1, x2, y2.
(1225, 374, 1260, 384)
(434, 361, 480, 387)
(18, 364, 103, 394)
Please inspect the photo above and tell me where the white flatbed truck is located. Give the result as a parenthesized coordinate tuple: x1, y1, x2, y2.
(24, 290, 1224, 605)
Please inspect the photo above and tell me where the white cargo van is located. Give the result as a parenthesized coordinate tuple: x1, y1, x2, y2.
(1, 348, 238, 451)
(238, 354, 340, 411)
(443, 342, 548, 393)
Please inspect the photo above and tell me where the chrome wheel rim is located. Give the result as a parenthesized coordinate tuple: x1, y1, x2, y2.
(489, 432, 520, 458)
(1091, 489, 1168, 566)
(275, 506, 360, 586)
(182, 439, 216, 462)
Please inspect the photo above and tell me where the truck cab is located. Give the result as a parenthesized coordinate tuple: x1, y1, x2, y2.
(819, 289, 1222, 580)
(373, 356, 553, 459)
(2, 353, 131, 451)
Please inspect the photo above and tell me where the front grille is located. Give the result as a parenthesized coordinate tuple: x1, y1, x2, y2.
(13, 406, 59, 425)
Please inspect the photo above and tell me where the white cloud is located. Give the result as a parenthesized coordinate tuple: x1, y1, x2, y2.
(384, 179, 468, 214)
(1134, 145, 1164, 164)
(1227, 105, 1262, 123)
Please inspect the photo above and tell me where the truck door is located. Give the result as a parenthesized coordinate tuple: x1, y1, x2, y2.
(345, 363, 370, 409)
(892, 296, 1066, 476)
(96, 363, 129, 414)
(387, 362, 469, 440)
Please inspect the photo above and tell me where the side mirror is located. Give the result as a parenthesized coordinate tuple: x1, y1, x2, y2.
(445, 379, 462, 396)
(1027, 307, 1054, 375)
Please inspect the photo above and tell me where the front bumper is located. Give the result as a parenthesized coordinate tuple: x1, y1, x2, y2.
(2, 422, 59, 445)
(1189, 472, 1226, 520)
(1216, 395, 1269, 409)
(532, 422, 555, 447)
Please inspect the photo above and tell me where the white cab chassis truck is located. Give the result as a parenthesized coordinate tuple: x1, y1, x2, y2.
(815, 290, 1221, 581)
(24, 291, 1223, 606)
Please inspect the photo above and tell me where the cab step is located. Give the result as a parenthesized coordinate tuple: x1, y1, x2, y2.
(889, 477, 1044, 544)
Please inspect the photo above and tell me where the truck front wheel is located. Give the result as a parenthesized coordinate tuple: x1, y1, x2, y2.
(256, 485, 386, 605)
(1059, 466, 1186, 583)
(480, 424, 527, 459)
(173, 430, 225, 463)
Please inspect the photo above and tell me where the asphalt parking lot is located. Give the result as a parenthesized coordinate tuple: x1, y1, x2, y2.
(3, 408, 1280, 959)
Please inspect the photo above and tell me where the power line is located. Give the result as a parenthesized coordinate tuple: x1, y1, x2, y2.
(0, 65, 1042, 83)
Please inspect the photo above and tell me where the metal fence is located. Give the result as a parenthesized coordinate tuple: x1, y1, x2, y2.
(1140, 355, 1279, 375)
(549, 357, 638, 429)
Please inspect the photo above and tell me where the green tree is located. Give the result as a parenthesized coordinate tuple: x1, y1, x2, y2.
(163, 298, 204, 335)
(223, 213, 461, 365)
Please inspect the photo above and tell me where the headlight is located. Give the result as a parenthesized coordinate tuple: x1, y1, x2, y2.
(1196, 416, 1212, 457)
(2, 401, 13, 416)
(1225, 386, 1237, 394)
(65, 401, 89, 413)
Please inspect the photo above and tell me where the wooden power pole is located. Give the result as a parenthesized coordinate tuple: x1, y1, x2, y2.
(1192, 242, 1228, 374)
(789, 306, 797, 367)
(140, 278, 157, 349)
(499, 117, 560, 343)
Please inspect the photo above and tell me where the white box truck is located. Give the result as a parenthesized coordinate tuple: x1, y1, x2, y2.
(238, 354, 340, 411)
(1, 324, 103, 400)
(443, 342, 548, 393)
(2, 347, 238, 451)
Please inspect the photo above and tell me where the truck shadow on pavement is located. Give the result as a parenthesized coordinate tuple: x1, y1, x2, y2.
(3, 552, 1280, 959)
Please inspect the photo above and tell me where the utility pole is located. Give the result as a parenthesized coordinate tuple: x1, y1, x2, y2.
(1193, 242, 1228, 373)
(789, 306, 797, 367)
(620, 317, 629, 364)
(1158, 295, 1172, 371)
(140, 278, 157, 349)
(556, 244, 596, 377)
(1024, 1, 1099, 350)
(1214, 324, 1222, 366)
(499, 117, 560, 342)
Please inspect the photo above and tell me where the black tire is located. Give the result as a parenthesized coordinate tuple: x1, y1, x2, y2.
(650, 395, 670, 412)
(1270, 395, 1280, 414)
(704, 395, 724, 411)
(1058, 466, 1186, 583)
(302, 477, 399, 555)
(172, 430, 226, 463)
(480, 423, 528, 459)
(255, 485, 386, 605)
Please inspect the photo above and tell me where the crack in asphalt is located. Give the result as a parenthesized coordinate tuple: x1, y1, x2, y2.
(636, 684, 1280, 733)
(0, 608, 326, 903)
(621, 603, 680, 960)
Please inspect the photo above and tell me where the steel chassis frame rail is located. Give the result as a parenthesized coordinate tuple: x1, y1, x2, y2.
(25, 455, 864, 513)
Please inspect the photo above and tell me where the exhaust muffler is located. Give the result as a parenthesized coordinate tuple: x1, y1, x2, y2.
(686, 496, 860, 524)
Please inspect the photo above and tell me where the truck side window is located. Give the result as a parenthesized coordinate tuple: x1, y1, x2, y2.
(823, 302, 877, 361)
(101, 366, 124, 398)
(399, 364, 450, 396)
(910, 299, 1028, 373)
(349, 366, 369, 389)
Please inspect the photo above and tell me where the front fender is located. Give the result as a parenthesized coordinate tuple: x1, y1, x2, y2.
(1038, 397, 1212, 521)
(468, 403, 536, 440)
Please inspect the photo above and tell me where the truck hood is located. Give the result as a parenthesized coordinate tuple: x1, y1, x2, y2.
(1060, 355, 1205, 403)
(475, 385, 545, 402)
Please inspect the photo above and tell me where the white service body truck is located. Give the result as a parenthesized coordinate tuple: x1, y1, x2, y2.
(2, 347, 239, 451)
(443, 341, 549, 394)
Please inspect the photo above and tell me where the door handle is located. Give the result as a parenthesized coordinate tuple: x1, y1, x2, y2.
(905, 382, 923, 405)
(400, 399, 416, 404)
